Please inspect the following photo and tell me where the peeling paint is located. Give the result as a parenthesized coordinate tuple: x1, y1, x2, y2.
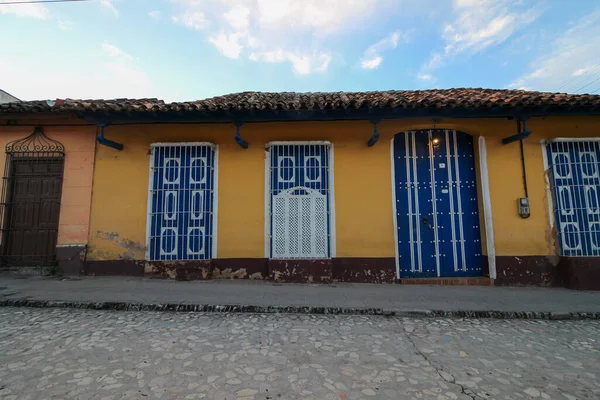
(94, 231, 146, 260)
(268, 259, 333, 283)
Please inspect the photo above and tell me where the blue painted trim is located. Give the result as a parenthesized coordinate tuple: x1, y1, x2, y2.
(79, 106, 600, 126)
(96, 125, 123, 150)
(502, 119, 532, 144)
(234, 122, 248, 149)
(367, 120, 380, 147)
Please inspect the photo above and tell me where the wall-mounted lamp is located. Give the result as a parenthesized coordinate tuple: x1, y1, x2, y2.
(431, 137, 440, 150)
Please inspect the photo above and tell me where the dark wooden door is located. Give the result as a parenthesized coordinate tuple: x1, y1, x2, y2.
(3, 158, 63, 266)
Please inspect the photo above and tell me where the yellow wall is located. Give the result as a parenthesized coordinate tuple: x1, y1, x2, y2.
(0, 125, 96, 246)
(85, 116, 600, 261)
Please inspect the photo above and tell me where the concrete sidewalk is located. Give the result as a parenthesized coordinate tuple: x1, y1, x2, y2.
(1, 276, 600, 319)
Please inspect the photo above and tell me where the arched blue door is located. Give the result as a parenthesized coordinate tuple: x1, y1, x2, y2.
(393, 130, 482, 278)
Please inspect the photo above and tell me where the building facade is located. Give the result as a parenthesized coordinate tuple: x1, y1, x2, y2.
(0, 89, 20, 104)
(1, 90, 599, 289)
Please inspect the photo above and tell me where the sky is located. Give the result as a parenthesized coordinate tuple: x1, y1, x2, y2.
(1, 0, 600, 102)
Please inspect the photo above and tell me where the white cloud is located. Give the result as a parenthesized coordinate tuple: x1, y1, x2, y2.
(148, 10, 161, 20)
(287, 52, 331, 75)
(224, 5, 250, 31)
(0, 1, 49, 19)
(250, 50, 332, 74)
(58, 20, 73, 31)
(508, 10, 600, 93)
(100, 0, 119, 17)
(102, 43, 133, 61)
(361, 56, 383, 70)
(254, 0, 377, 33)
(419, 0, 541, 77)
(0, 51, 152, 101)
(173, 10, 209, 30)
(208, 32, 244, 59)
(170, 0, 392, 74)
(417, 72, 435, 82)
(360, 30, 408, 69)
(572, 65, 597, 77)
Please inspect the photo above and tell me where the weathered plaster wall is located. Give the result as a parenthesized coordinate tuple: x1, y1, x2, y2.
(85, 116, 600, 265)
(0, 125, 96, 247)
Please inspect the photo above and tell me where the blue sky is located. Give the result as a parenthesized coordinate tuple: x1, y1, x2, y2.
(1, 0, 600, 101)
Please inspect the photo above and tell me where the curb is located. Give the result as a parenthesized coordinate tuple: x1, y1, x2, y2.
(1, 299, 599, 320)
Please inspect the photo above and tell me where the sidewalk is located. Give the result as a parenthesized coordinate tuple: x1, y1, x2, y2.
(1, 276, 600, 319)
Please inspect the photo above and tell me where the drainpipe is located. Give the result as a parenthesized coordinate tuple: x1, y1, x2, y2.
(502, 118, 532, 144)
(367, 119, 381, 147)
(234, 122, 248, 149)
(96, 124, 124, 150)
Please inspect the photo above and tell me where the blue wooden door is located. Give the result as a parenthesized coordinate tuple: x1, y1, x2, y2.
(148, 144, 216, 261)
(394, 130, 482, 278)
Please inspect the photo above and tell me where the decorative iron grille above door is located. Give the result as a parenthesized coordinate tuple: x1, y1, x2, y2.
(0, 128, 65, 270)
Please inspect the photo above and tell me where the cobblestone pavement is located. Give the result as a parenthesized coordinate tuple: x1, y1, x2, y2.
(0, 309, 599, 400)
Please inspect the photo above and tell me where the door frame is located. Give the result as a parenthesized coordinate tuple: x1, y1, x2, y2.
(145, 142, 219, 261)
(264, 141, 336, 259)
(390, 131, 496, 279)
(1, 156, 65, 266)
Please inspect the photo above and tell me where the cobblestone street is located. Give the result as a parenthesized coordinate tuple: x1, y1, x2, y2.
(0, 308, 599, 400)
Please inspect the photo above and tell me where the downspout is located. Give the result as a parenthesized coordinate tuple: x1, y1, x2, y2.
(234, 122, 248, 149)
(518, 120, 529, 199)
(96, 124, 124, 150)
(367, 119, 381, 147)
(502, 117, 531, 144)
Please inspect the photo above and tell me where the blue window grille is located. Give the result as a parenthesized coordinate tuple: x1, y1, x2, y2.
(147, 143, 217, 261)
(267, 142, 332, 259)
(546, 140, 600, 256)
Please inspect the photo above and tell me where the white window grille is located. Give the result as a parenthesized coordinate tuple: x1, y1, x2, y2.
(546, 139, 600, 256)
(267, 142, 333, 259)
(146, 143, 217, 261)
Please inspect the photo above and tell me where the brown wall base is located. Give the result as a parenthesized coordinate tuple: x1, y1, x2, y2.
(268, 259, 333, 283)
(332, 258, 396, 283)
(558, 257, 600, 291)
(79, 257, 397, 283)
(56, 245, 87, 276)
(76, 255, 599, 290)
(85, 260, 145, 276)
(494, 256, 561, 287)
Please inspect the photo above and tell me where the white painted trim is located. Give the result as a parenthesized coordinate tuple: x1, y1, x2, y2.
(541, 140, 555, 233)
(445, 129, 458, 272)
(411, 132, 423, 272)
(428, 130, 441, 277)
(266, 141, 331, 148)
(405, 133, 415, 273)
(145, 146, 156, 260)
(264, 148, 271, 258)
(151, 142, 217, 148)
(211, 145, 219, 259)
(390, 137, 400, 279)
(453, 130, 467, 271)
(478, 136, 496, 279)
(548, 137, 600, 143)
(329, 142, 337, 258)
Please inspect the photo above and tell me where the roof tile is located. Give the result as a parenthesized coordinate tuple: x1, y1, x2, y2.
(1, 89, 599, 115)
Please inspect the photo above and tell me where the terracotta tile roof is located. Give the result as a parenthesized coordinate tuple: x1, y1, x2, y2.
(1, 89, 600, 114)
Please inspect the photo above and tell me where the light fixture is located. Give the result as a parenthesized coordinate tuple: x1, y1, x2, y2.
(432, 138, 440, 145)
